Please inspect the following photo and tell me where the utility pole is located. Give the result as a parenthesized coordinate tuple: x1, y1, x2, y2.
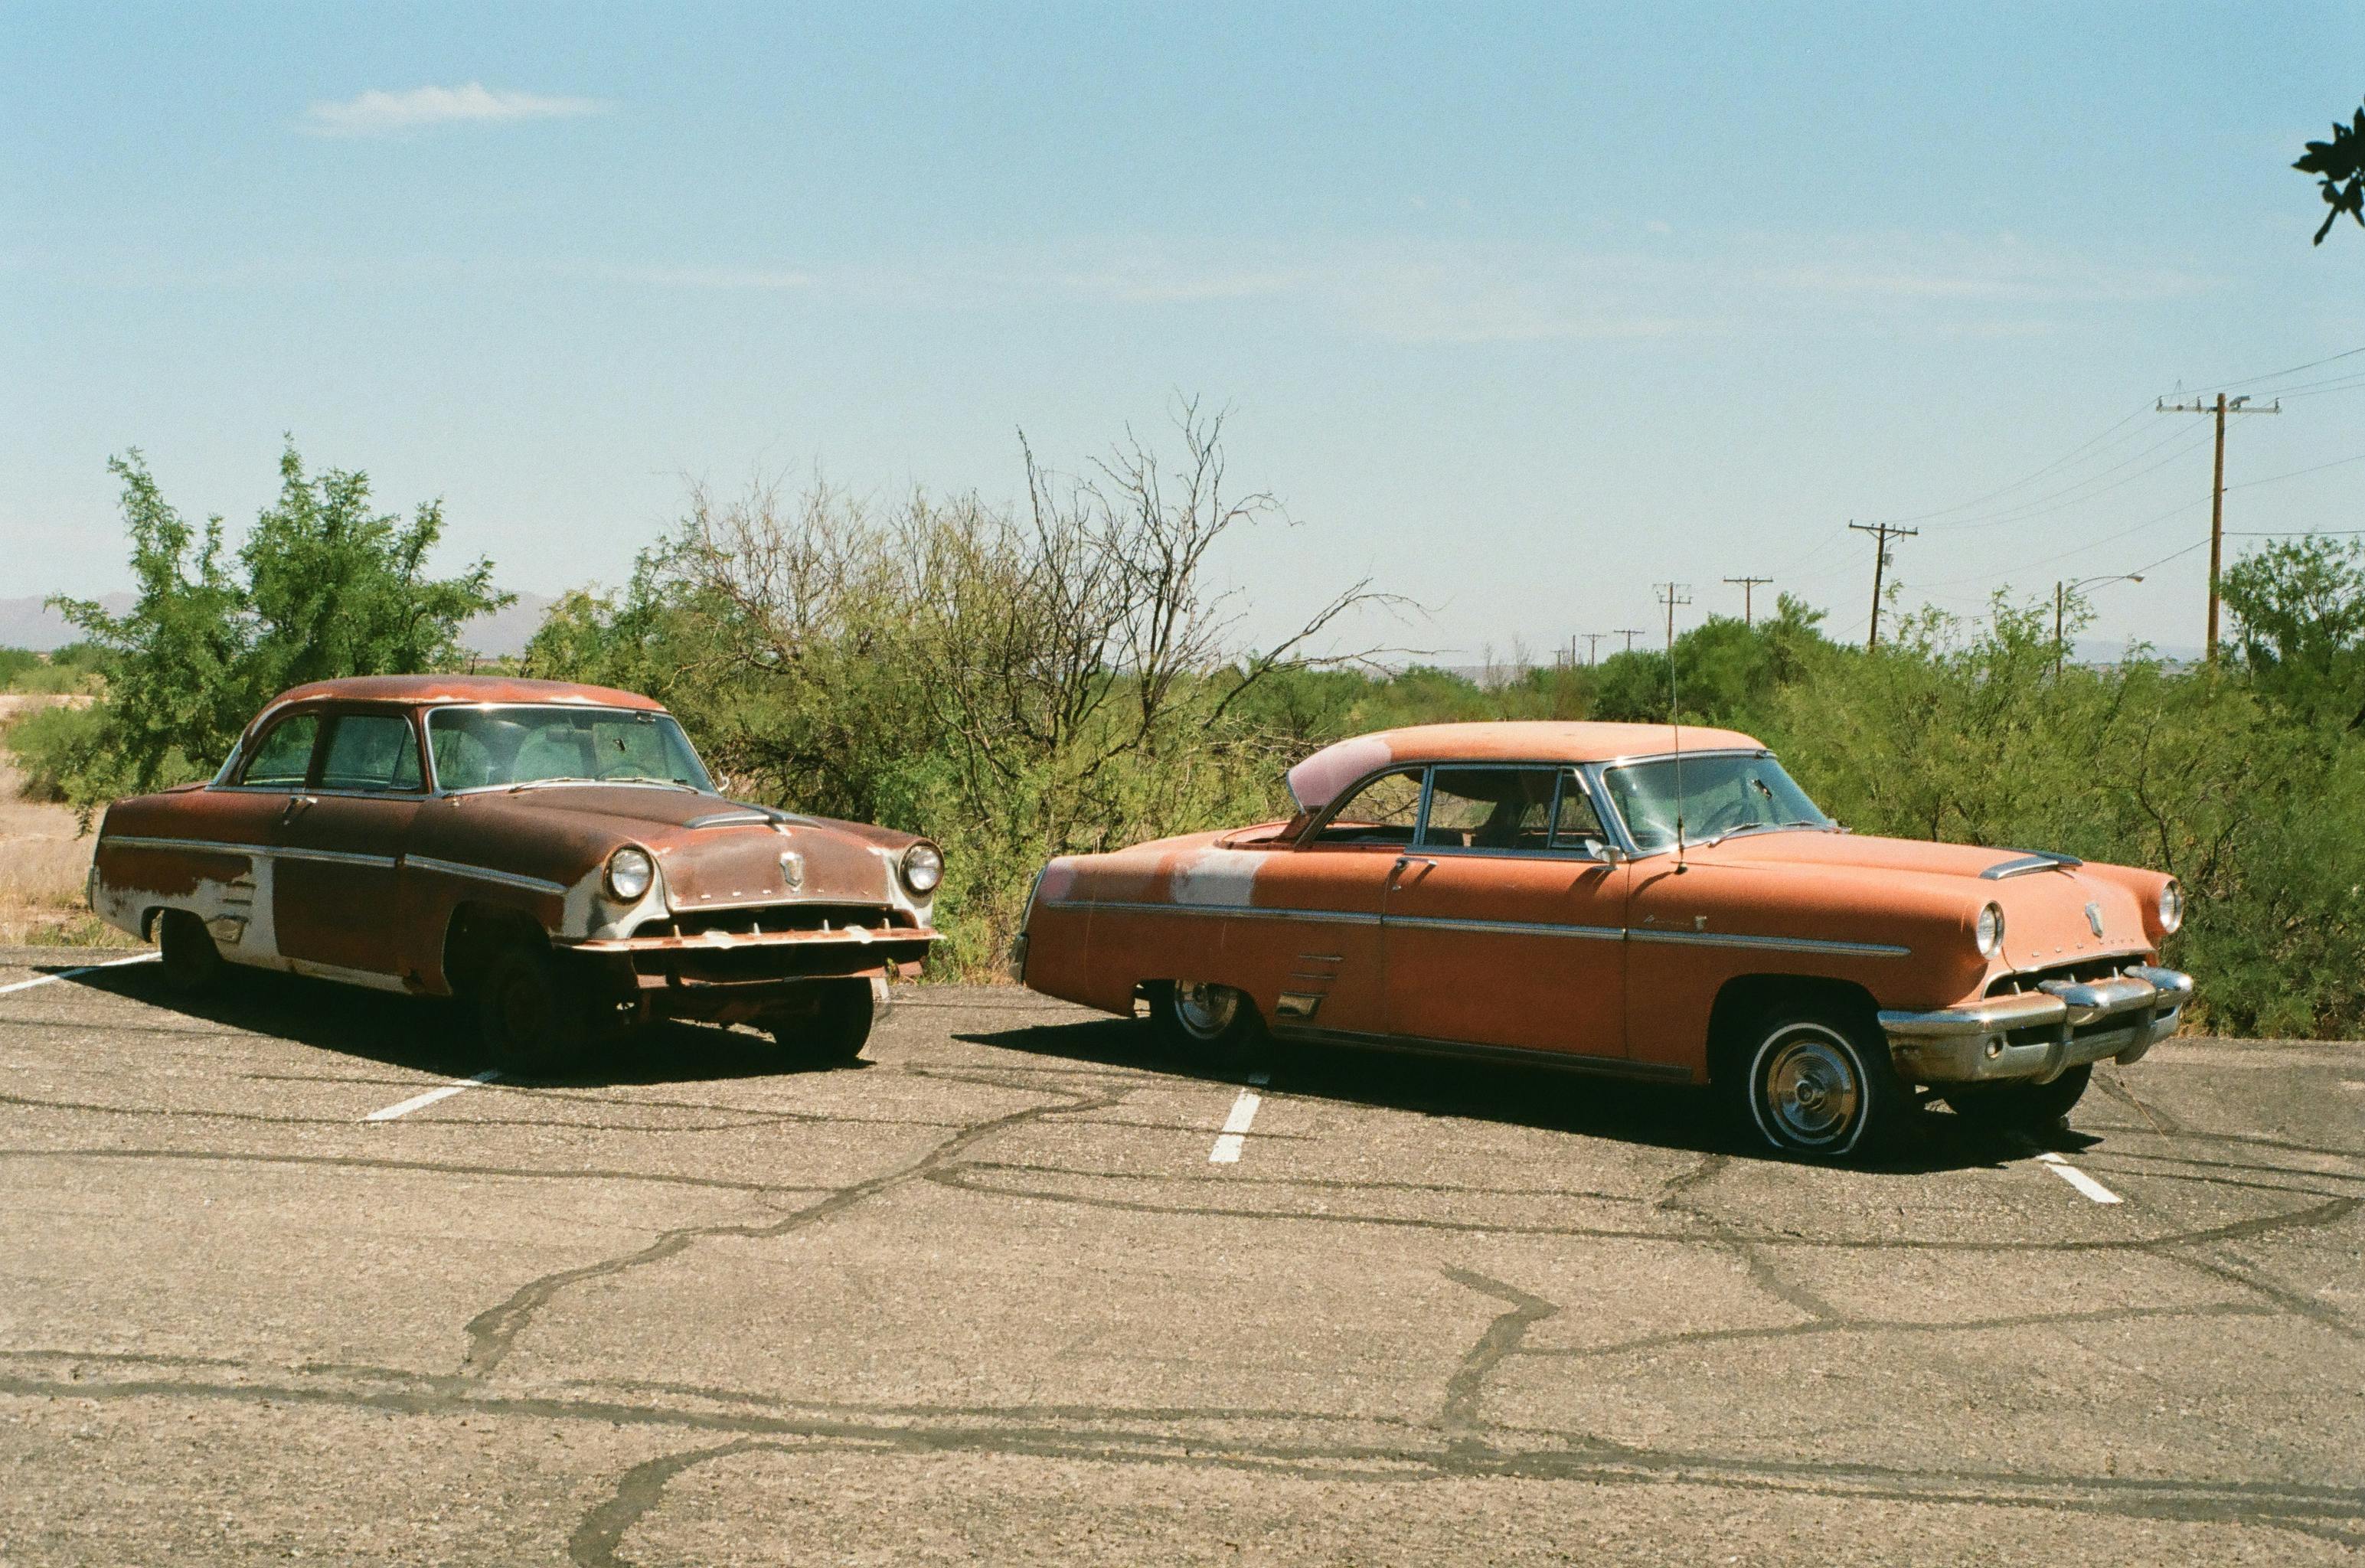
(2158, 393, 2281, 661)
(1723, 574, 1773, 626)
(1847, 521, 1918, 651)
(1581, 632, 1606, 665)
(1653, 582, 1692, 652)
(1615, 628, 1643, 655)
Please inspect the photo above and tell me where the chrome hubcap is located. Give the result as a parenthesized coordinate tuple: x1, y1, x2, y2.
(1173, 982, 1239, 1041)
(1762, 1032, 1861, 1146)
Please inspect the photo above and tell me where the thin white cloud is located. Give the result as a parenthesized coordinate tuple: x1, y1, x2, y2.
(303, 83, 609, 139)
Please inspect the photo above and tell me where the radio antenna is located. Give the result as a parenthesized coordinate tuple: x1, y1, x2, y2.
(1655, 582, 1692, 871)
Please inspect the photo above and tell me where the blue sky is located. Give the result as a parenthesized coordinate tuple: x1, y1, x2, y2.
(5, 2, 2361, 659)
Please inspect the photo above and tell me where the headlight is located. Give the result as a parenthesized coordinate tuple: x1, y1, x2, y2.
(2158, 880, 2184, 935)
(1975, 902, 2005, 958)
(606, 846, 655, 902)
(900, 841, 944, 896)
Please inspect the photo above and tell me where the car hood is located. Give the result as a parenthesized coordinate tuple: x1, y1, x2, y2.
(435, 787, 923, 912)
(1668, 828, 2163, 971)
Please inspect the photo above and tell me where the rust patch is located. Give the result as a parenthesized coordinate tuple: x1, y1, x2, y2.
(93, 842, 255, 900)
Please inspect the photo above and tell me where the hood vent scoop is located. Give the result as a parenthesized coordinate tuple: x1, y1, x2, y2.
(1981, 851, 2085, 880)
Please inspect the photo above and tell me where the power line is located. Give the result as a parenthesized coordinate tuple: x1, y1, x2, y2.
(1919, 423, 2217, 533)
(1855, 402, 2159, 527)
(1613, 628, 1644, 655)
(2192, 342, 2365, 397)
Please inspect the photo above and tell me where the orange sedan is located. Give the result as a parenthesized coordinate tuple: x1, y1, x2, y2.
(1011, 721, 2191, 1158)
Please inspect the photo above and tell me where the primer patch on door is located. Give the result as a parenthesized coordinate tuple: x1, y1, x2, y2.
(1037, 858, 1080, 903)
(1170, 847, 1268, 906)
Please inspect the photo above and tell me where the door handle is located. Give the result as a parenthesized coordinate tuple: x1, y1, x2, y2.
(280, 795, 318, 820)
(1391, 855, 1436, 880)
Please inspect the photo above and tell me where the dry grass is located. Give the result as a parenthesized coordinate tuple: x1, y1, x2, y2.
(0, 696, 136, 948)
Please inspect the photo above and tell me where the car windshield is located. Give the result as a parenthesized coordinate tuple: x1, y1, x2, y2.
(425, 705, 715, 793)
(1603, 753, 1831, 851)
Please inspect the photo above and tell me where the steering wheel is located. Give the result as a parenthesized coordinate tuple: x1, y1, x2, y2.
(1689, 799, 1752, 838)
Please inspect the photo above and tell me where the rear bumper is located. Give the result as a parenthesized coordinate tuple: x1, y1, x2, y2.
(1879, 965, 2192, 1086)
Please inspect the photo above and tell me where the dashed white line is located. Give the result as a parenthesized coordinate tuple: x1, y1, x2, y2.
(1207, 1070, 1271, 1165)
(364, 1070, 501, 1123)
(2035, 1151, 2123, 1205)
(0, 952, 159, 995)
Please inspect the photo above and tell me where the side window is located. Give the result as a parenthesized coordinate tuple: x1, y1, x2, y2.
(318, 714, 425, 793)
(1308, 767, 1425, 847)
(1550, 770, 1609, 851)
(1422, 767, 1560, 852)
(238, 715, 318, 788)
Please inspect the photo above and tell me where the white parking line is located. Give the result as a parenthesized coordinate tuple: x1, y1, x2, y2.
(364, 1070, 501, 1123)
(2035, 1151, 2123, 1205)
(0, 952, 159, 995)
(1207, 1071, 1271, 1165)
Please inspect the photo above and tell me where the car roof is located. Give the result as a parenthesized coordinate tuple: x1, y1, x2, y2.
(267, 674, 667, 712)
(1285, 720, 1767, 813)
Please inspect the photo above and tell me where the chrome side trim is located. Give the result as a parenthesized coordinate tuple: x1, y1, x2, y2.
(1387, 914, 1625, 942)
(96, 835, 263, 858)
(1980, 851, 2086, 880)
(274, 846, 400, 871)
(1628, 927, 1911, 959)
(401, 855, 569, 897)
(1044, 898, 1383, 927)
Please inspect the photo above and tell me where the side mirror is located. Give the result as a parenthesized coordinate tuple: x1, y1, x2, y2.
(1594, 844, 1628, 866)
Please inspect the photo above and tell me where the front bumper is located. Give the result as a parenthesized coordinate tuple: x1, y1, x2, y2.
(1878, 964, 2192, 1086)
(563, 923, 939, 988)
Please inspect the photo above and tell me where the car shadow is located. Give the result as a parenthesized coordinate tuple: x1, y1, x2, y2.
(957, 1015, 2090, 1174)
(63, 962, 859, 1089)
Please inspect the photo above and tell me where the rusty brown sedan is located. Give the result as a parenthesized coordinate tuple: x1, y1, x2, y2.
(86, 675, 943, 1066)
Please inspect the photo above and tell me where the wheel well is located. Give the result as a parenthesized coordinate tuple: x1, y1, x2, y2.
(1704, 974, 1881, 1086)
(441, 903, 549, 996)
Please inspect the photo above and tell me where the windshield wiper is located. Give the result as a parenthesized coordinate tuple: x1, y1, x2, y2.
(505, 776, 595, 792)
(602, 776, 702, 792)
(1700, 819, 1826, 847)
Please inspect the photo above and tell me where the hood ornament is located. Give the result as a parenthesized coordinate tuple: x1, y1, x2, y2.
(779, 848, 805, 891)
(2085, 901, 2105, 939)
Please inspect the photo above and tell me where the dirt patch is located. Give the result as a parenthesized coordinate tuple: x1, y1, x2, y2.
(0, 696, 132, 947)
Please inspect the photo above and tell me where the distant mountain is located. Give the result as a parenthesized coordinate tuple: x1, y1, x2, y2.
(0, 595, 131, 650)
(0, 590, 554, 659)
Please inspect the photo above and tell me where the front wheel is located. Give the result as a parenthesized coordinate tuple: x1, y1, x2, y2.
(1945, 1063, 2092, 1139)
(476, 943, 583, 1072)
(1148, 980, 1266, 1068)
(1731, 1009, 1913, 1159)
(766, 979, 874, 1065)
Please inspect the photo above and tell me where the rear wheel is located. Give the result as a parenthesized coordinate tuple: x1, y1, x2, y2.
(476, 943, 583, 1072)
(1945, 1063, 2092, 1139)
(766, 979, 874, 1065)
(154, 910, 222, 993)
(1148, 980, 1266, 1068)
(1730, 1007, 1913, 1159)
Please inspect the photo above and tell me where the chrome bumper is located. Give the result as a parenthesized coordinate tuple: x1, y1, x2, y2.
(1879, 965, 2192, 1086)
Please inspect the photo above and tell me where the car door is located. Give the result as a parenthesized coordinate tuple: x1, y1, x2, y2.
(1250, 764, 1426, 1036)
(270, 707, 427, 980)
(1380, 763, 1629, 1058)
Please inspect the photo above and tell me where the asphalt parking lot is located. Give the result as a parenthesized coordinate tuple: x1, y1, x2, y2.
(1, 945, 2360, 1565)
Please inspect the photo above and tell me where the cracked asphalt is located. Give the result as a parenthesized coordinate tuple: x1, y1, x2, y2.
(1, 946, 2361, 1565)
